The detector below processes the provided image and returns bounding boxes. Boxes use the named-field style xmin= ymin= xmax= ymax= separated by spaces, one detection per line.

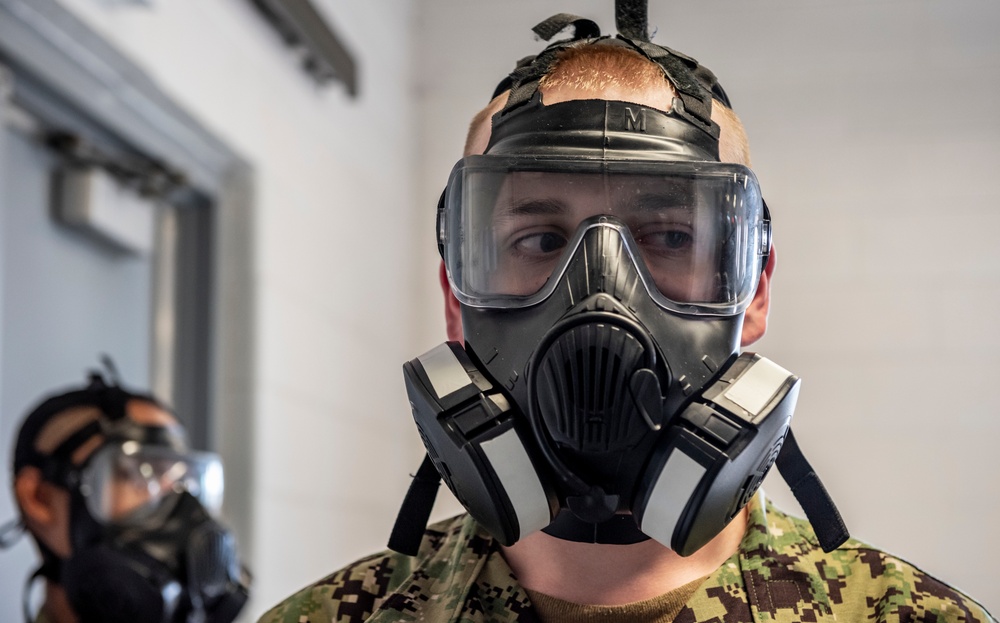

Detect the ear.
xmin=740 ymin=246 xmax=775 ymax=347
xmin=14 ymin=466 xmax=59 ymax=533
xmin=441 ymin=261 xmax=464 ymax=342
xmin=15 ymin=468 xmax=73 ymax=558
xmin=15 ymin=467 xmax=56 ymax=527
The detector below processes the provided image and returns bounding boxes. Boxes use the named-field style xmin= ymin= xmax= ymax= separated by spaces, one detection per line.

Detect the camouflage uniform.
xmin=258 ymin=492 xmax=994 ymax=623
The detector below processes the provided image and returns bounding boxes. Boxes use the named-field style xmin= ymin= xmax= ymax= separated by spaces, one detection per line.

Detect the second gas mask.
xmin=6 ymin=377 xmax=250 ymax=623
xmin=59 ymin=429 xmax=248 ymax=623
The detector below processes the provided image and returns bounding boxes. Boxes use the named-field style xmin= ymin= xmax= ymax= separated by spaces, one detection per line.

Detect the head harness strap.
xmin=39 ymin=420 xmax=103 ymax=488
xmin=494 ymin=0 xmax=724 ymax=138
xmin=615 ymin=0 xmax=649 ymax=41
xmin=500 ymin=37 xmax=595 ymax=114
xmin=614 ymin=37 xmax=715 ymax=129
xmin=532 ymin=13 xmax=600 ymax=42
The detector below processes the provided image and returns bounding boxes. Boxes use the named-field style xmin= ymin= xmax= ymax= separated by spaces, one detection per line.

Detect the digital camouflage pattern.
xmin=257 ymin=492 xmax=994 ymax=623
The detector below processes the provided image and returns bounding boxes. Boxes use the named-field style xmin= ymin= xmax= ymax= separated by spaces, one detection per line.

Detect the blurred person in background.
xmin=1 ymin=369 xmax=250 ymax=623
xmin=258 ymin=1 xmax=994 ymax=621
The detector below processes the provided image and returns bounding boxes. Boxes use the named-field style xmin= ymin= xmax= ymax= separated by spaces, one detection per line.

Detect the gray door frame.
xmin=0 ymin=0 xmax=256 ymax=560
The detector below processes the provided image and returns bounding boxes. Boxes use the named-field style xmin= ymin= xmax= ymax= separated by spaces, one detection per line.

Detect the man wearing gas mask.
xmin=1 ymin=372 xmax=250 ymax=623
xmin=259 ymin=1 xmax=993 ymax=621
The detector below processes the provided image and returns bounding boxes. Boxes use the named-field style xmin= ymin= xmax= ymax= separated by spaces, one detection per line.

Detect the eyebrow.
xmin=618 ymin=192 xmax=695 ymax=214
xmin=495 ymin=198 xmax=568 ymax=218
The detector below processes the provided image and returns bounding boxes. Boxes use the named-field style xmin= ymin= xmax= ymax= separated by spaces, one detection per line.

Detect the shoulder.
xmin=255 ymin=513 xmax=507 ymax=623
xmin=761 ymin=501 xmax=995 ymax=622
xmin=254 ymin=549 xmax=409 ymax=623
xmin=821 ymin=544 xmax=994 ymax=622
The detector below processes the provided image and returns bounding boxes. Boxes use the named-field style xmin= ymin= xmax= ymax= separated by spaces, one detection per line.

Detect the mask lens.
xmin=81 ymin=442 xmax=224 ymax=524
xmin=443 ymin=157 xmax=765 ymax=315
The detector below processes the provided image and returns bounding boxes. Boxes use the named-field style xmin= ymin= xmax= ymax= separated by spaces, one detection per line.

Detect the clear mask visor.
xmin=442 ymin=157 xmax=768 ymax=315
xmin=80 ymin=441 xmax=224 ymax=525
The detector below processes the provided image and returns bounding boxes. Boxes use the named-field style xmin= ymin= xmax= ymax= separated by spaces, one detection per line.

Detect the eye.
xmin=511 ymin=231 xmax=568 ymax=257
xmin=636 ymin=227 xmax=694 ymax=254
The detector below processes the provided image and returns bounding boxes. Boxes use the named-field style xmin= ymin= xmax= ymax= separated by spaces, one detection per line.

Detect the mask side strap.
xmin=387 ymin=454 xmax=442 ymax=556
xmin=775 ymin=428 xmax=850 ymax=552
xmin=0 ymin=517 xmax=25 ymax=549
xmin=22 ymin=566 xmax=45 ymax=623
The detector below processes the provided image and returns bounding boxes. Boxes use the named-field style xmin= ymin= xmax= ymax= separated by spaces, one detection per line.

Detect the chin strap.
xmin=387 ymin=454 xmax=442 ymax=556
xmin=775 ymin=428 xmax=850 ymax=552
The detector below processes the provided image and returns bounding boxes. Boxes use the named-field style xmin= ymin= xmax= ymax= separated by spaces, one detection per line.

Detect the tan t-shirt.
xmin=523 ymin=575 xmax=706 ymax=623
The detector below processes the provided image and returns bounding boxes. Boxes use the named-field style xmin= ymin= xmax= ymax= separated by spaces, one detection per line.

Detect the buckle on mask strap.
xmin=775 ymin=428 xmax=850 ymax=552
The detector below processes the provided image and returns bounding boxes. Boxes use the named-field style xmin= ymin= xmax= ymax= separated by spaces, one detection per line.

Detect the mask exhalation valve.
xmin=534 ymin=318 xmax=663 ymax=454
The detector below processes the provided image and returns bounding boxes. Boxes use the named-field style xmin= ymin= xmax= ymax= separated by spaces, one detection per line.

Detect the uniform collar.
xmin=731 ymin=491 xmax=839 ymax=621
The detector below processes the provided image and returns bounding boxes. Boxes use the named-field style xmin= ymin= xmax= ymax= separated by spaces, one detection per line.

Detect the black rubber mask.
xmin=58 ymin=420 xmax=249 ymax=623
xmin=62 ymin=488 xmax=248 ymax=623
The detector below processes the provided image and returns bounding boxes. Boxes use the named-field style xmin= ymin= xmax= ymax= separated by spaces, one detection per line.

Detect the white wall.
xmin=50 ymin=0 xmax=423 ymax=619
xmin=412 ymin=0 xmax=1000 ymax=615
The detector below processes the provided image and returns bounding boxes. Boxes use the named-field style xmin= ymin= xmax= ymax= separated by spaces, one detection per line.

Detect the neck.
xmin=500 ymin=506 xmax=748 ymax=605
xmin=40 ymin=582 xmax=78 ymax=623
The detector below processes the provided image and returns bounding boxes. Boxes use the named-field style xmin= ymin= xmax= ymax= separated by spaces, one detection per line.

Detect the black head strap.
xmin=614 ymin=0 xmax=725 ymax=116
xmin=615 ymin=0 xmax=649 ymax=41
xmin=387 ymin=454 xmax=442 ymax=556
xmin=13 ymin=362 xmax=166 ymax=478
xmin=501 ymin=40 xmax=595 ymax=114
xmin=532 ymin=13 xmax=600 ymax=42
xmin=693 ymin=63 xmax=732 ymax=109
xmin=492 ymin=55 xmax=537 ymax=100
xmin=614 ymin=37 xmax=715 ymax=129
xmin=497 ymin=13 xmax=603 ymax=109
xmin=493 ymin=0 xmax=724 ymax=139
xmin=38 ymin=419 xmax=103 ymax=488
xmin=775 ymin=428 xmax=850 ymax=552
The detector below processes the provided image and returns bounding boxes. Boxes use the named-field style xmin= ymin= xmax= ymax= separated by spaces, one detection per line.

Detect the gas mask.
xmin=3 ymin=378 xmax=249 ymax=623
xmin=60 ymin=433 xmax=248 ymax=623
xmin=389 ymin=2 xmax=848 ymax=558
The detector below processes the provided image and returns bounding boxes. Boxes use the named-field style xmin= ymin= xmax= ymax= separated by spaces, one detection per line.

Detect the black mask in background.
xmin=62 ymin=491 xmax=248 ymax=623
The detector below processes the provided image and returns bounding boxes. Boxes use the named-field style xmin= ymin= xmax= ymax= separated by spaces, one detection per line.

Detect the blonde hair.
xmin=465 ymin=45 xmax=751 ymax=166
xmin=538 ymin=45 xmax=677 ymax=95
